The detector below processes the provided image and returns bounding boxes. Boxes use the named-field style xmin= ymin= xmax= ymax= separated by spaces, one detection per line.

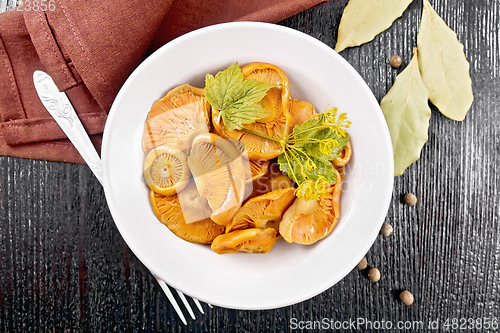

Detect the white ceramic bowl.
xmin=102 ymin=22 xmax=393 ymax=310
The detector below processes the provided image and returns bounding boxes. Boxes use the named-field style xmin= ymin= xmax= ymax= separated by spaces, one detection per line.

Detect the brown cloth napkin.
xmin=0 ymin=0 xmax=326 ymax=164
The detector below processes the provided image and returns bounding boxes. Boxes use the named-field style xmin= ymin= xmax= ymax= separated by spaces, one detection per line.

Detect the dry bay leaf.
xmin=417 ymin=0 xmax=473 ymax=121
xmin=381 ymin=49 xmax=431 ymax=176
xmin=335 ymin=0 xmax=413 ymax=52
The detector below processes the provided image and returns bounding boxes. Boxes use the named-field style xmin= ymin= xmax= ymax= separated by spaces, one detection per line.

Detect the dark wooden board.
xmin=1 ymin=0 xmax=499 ymax=331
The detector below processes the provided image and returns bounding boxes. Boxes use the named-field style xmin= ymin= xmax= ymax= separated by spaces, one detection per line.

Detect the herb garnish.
xmin=276 ymin=106 xmax=350 ymax=199
xmin=204 ymin=63 xmax=350 ymax=201
xmin=240 ymin=106 xmax=350 ymax=200
xmin=204 ymin=62 xmax=274 ymax=131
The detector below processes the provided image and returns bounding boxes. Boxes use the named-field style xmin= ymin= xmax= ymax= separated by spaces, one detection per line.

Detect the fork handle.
xmin=33 ymin=70 xmax=103 ymax=184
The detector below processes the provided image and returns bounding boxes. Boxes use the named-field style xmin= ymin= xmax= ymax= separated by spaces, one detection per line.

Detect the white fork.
xmin=33 ymin=70 xmax=210 ymax=325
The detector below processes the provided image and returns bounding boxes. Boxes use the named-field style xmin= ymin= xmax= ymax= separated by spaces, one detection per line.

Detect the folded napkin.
xmin=0 ymin=0 xmax=326 ymax=164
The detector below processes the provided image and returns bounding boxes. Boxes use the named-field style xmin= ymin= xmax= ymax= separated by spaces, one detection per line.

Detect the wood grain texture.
xmin=0 ymin=0 xmax=499 ymax=332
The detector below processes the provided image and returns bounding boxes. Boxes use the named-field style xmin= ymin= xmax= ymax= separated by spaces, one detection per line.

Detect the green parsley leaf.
xmin=302 ymin=130 xmax=349 ymax=161
xmin=278 ymin=152 xmax=337 ymax=185
xmin=290 ymin=114 xmax=349 ymax=161
xmin=204 ymin=62 xmax=274 ymax=131
xmin=275 ymin=106 xmax=350 ymax=199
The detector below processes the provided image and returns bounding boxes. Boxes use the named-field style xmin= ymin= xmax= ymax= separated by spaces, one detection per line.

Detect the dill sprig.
xmin=242 ymin=105 xmax=350 ymax=200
